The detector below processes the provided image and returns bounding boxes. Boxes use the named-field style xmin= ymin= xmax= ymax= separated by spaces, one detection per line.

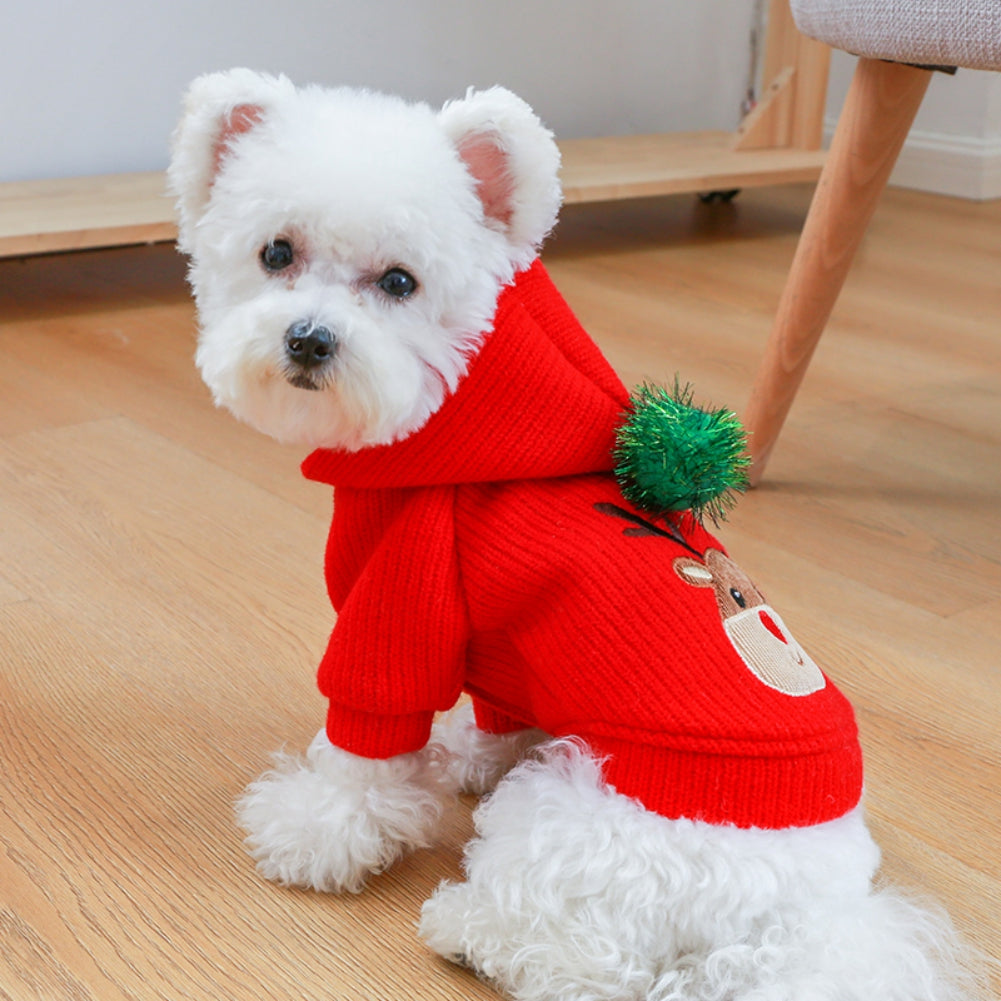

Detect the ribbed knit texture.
xmin=302 ymin=260 xmax=863 ymax=830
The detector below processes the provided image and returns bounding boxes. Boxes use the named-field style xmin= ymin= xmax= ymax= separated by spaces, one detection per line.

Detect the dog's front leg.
xmin=430 ymin=701 xmax=548 ymax=796
xmin=236 ymin=729 xmax=453 ymax=893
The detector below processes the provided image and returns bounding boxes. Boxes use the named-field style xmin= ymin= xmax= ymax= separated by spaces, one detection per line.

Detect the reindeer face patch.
xmin=674 ymin=549 xmax=825 ymax=696
xmin=594 ymin=502 xmax=825 ymax=697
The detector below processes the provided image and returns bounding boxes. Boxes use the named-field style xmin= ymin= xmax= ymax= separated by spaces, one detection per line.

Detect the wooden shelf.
xmin=0 ymin=135 xmax=825 ymax=258
xmin=560 ymin=131 xmax=824 ymax=204
xmin=0 ymin=171 xmax=175 ymax=257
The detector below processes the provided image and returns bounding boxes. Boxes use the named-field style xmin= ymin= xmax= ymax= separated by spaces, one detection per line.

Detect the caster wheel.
xmin=698 ymin=188 xmax=741 ymax=204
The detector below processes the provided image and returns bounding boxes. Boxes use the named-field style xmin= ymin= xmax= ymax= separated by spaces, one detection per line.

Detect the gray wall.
xmin=5 ymin=0 xmax=997 ymax=196
xmin=1 ymin=0 xmax=755 ymax=182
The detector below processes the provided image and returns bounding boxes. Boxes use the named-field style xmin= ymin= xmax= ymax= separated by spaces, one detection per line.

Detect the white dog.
xmin=169 ymin=70 xmax=979 ymax=1001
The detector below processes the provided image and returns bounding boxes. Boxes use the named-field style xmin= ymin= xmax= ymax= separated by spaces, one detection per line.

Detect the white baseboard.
xmin=825 ymin=118 xmax=1001 ymax=200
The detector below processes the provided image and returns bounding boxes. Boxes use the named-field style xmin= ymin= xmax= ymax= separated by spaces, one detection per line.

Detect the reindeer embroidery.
xmin=595 ymin=503 xmax=826 ymax=697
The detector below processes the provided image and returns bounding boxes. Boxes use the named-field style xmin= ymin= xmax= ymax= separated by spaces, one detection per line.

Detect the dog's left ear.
xmin=439 ymin=87 xmax=562 ymax=268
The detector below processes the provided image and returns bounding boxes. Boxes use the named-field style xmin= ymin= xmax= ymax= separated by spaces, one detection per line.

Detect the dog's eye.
xmin=261 ymin=239 xmax=295 ymax=273
xmin=376 ymin=268 xmax=418 ymax=300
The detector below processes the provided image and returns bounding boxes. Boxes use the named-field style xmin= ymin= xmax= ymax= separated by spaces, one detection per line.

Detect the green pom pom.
xmin=614 ymin=380 xmax=750 ymax=525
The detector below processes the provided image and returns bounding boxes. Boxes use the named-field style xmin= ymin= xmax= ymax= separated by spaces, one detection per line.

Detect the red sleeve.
xmin=316 ymin=484 xmax=469 ymax=758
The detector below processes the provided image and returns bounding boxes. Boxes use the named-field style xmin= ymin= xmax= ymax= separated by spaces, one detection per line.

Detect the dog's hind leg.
xmin=420 ymin=738 xmax=680 ymax=1000
xmin=421 ymin=738 xmax=977 ymax=1001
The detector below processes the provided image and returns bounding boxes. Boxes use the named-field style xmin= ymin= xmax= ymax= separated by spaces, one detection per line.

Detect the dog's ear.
xmin=168 ymin=68 xmax=292 ymax=252
xmin=439 ymin=87 xmax=562 ymax=269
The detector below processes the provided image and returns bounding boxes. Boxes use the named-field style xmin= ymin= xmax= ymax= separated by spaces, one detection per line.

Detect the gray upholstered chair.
xmin=744 ymin=0 xmax=1001 ymax=483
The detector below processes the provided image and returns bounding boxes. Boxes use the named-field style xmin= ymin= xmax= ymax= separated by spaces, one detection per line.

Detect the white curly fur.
xmin=431 ymin=701 xmax=548 ymax=796
xmin=236 ymin=728 xmax=454 ymax=893
xmin=235 ymin=705 xmax=538 ymax=892
xmin=420 ymin=740 xmax=980 ymax=1001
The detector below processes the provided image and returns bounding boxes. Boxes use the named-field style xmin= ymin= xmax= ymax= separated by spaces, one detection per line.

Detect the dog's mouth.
xmin=284 ymin=368 xmax=329 ymax=392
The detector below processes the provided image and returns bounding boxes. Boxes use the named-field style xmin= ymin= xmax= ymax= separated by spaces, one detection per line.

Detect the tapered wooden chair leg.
xmin=744 ymin=58 xmax=932 ymax=485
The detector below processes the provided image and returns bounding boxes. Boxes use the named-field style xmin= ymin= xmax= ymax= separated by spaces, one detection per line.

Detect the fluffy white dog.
xmin=169 ymin=70 xmax=979 ymax=1001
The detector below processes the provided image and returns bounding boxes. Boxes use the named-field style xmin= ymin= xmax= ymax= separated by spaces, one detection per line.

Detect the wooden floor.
xmin=1 ymin=184 xmax=999 ymax=999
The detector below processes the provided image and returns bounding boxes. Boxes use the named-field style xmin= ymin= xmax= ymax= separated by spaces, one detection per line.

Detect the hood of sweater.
xmin=301 ymin=259 xmax=631 ymax=490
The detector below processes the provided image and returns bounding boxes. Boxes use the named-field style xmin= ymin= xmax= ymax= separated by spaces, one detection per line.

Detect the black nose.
xmin=284 ymin=321 xmax=336 ymax=369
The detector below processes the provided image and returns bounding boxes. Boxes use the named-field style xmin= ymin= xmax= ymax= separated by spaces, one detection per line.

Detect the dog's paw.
xmin=430 ymin=703 xmax=547 ymax=796
xmin=236 ymin=729 xmax=453 ymax=893
xmin=418 ymin=880 xmax=478 ymax=967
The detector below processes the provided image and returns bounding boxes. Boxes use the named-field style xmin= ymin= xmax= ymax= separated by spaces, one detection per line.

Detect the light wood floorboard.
xmin=1 ymin=184 xmax=999 ymax=998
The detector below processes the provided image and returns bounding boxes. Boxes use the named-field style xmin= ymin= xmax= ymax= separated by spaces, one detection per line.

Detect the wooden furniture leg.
xmin=743 ymin=58 xmax=933 ymax=484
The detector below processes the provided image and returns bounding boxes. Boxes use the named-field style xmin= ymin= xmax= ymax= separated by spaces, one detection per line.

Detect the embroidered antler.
xmin=593 ymin=502 xmax=703 ymax=558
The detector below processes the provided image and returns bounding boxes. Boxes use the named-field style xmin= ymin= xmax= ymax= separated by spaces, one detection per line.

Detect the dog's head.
xmin=168 ymin=70 xmax=561 ymax=450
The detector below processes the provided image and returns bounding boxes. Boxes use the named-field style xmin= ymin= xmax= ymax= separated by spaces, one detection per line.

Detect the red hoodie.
xmin=301 ymin=260 xmax=863 ymax=830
